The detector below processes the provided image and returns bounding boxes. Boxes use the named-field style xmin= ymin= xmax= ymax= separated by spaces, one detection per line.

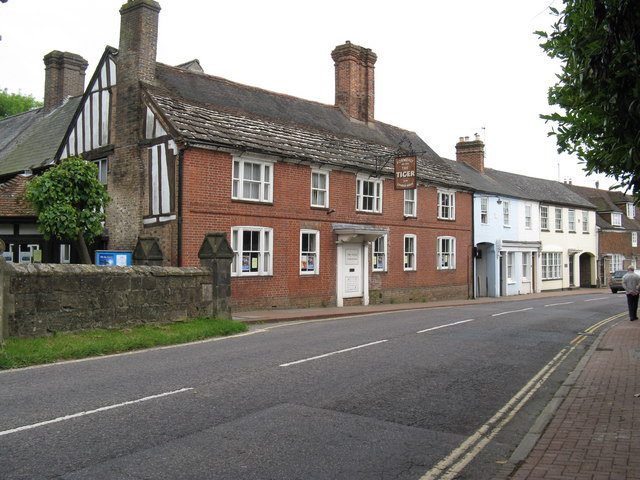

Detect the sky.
xmin=0 ymin=0 xmax=617 ymax=190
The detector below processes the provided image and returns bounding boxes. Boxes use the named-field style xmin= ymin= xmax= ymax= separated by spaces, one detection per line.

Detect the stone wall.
xmin=0 ymin=262 xmax=212 ymax=338
xmin=0 ymin=233 xmax=234 ymax=341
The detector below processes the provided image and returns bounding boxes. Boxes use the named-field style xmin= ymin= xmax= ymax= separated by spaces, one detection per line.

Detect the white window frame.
xmin=522 ymin=252 xmax=530 ymax=280
xmin=300 ymin=229 xmax=319 ymax=275
xmin=525 ymin=204 xmax=532 ymax=229
xmin=232 ymin=156 xmax=273 ymax=203
xmin=633 ymin=232 xmax=638 ymax=248
xmin=404 ymin=189 xmax=417 ymax=217
xmin=555 ymin=207 xmax=563 ymax=231
xmin=404 ymin=234 xmax=416 ymax=271
xmin=231 ymin=226 xmax=273 ymax=276
xmin=94 ymin=158 xmax=108 ymax=185
xmin=541 ymin=252 xmax=562 ymax=280
xmin=437 ymin=190 xmax=456 ymax=220
xmin=480 ymin=197 xmax=488 ymax=224
xmin=627 ymin=203 xmax=635 ymax=219
xmin=437 ymin=236 xmax=456 ymax=270
xmin=60 ymin=244 xmax=71 ymax=264
xmin=310 ymin=170 xmax=329 ymax=208
xmin=540 ymin=205 xmax=549 ymax=230
xmin=611 ymin=253 xmax=624 ymax=272
xmin=356 ymin=176 xmax=383 ymax=213
xmin=568 ymin=209 xmax=576 ymax=232
xmin=372 ymin=235 xmax=387 ymax=272
xmin=506 ymin=252 xmax=515 ymax=282
xmin=503 ymin=200 xmax=511 ymax=227
xmin=612 ymin=212 xmax=622 ymax=226
xmin=582 ymin=211 xmax=589 ymax=233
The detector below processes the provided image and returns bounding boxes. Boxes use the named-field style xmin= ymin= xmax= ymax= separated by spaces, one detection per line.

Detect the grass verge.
xmin=0 ymin=317 xmax=248 ymax=370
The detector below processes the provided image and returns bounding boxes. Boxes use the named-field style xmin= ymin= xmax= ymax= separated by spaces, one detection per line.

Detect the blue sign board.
xmin=95 ymin=250 xmax=132 ymax=266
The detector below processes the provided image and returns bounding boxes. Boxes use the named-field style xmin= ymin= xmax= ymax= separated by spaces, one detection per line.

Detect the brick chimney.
xmin=43 ymin=51 xmax=88 ymax=113
xmin=109 ymin=0 xmax=161 ymax=252
xmin=455 ymin=134 xmax=485 ymax=173
xmin=331 ymin=41 xmax=377 ymax=122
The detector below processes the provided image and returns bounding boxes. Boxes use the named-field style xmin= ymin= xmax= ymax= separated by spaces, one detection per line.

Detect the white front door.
xmin=336 ymin=242 xmax=368 ymax=306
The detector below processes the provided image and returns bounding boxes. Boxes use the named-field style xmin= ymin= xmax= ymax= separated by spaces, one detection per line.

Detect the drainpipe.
xmin=177 ymin=147 xmax=185 ymax=267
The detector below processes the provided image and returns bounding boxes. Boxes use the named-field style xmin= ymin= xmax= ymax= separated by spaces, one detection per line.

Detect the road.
xmin=0 ymin=291 xmax=625 ymax=479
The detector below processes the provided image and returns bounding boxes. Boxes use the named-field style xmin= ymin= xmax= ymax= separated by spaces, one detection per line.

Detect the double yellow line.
xmin=420 ymin=312 xmax=625 ymax=480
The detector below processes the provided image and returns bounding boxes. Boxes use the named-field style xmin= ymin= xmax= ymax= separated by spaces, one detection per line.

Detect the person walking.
xmin=622 ymin=266 xmax=640 ymax=320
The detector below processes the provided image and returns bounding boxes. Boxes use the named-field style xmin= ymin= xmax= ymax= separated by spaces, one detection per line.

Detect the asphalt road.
xmin=0 ymin=291 xmax=625 ymax=479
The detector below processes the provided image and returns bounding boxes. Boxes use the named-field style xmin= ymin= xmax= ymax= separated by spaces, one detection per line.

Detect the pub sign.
xmin=394 ymin=156 xmax=417 ymax=189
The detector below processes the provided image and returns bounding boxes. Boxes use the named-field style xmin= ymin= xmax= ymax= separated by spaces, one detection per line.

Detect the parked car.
xmin=609 ymin=270 xmax=627 ymax=293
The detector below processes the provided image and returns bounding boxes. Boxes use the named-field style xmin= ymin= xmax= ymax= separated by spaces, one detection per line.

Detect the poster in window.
xmin=301 ymin=254 xmax=308 ymax=271
xmin=242 ymin=255 xmax=250 ymax=271
xmin=307 ymin=254 xmax=315 ymax=271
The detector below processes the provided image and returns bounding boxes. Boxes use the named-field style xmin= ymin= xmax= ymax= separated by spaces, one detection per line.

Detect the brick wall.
xmin=180 ymin=147 xmax=473 ymax=310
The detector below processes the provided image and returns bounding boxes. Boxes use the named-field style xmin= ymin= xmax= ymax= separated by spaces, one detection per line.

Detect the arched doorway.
xmin=579 ymin=252 xmax=594 ymax=287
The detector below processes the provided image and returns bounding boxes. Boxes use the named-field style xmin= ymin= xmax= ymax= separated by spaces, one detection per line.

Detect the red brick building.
xmin=1 ymin=0 xmax=474 ymax=309
xmin=567 ymin=184 xmax=640 ymax=286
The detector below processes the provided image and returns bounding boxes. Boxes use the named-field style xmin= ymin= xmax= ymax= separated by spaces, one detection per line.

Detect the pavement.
xmin=233 ymin=289 xmax=640 ymax=479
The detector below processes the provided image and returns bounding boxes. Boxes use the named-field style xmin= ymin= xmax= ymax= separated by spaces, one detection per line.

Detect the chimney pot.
xmin=456 ymin=134 xmax=485 ymax=173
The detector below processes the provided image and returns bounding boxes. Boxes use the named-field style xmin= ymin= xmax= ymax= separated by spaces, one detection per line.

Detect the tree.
xmin=26 ymin=157 xmax=110 ymax=264
xmin=537 ymin=0 xmax=640 ymax=197
xmin=0 ymin=88 xmax=42 ymax=118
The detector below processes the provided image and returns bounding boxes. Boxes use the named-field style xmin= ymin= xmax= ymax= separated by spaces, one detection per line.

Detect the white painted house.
xmin=450 ymin=136 xmax=597 ymax=297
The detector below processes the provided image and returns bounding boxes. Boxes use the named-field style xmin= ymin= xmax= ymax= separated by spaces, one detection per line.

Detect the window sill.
xmin=231 ymin=198 xmax=273 ymax=206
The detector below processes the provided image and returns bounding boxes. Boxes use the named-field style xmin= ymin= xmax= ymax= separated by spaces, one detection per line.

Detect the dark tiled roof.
xmin=0 ymin=98 xmax=81 ymax=177
xmin=0 ymin=174 xmax=35 ymax=216
xmin=567 ymin=184 xmax=640 ymax=231
xmin=150 ymin=65 xmax=471 ymax=189
xmin=484 ymin=169 xmax=596 ymax=209
xmin=445 ymin=159 xmax=524 ymax=198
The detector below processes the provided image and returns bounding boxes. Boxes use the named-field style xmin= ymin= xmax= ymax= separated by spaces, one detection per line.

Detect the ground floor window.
xmin=437 ymin=236 xmax=456 ymax=270
xmin=231 ymin=226 xmax=273 ymax=276
xmin=522 ymin=252 xmax=530 ymax=280
xmin=610 ymin=253 xmax=624 ymax=272
xmin=372 ymin=235 xmax=387 ymax=272
xmin=542 ymin=252 xmax=562 ymax=280
xmin=404 ymin=234 xmax=416 ymax=271
xmin=300 ymin=230 xmax=319 ymax=274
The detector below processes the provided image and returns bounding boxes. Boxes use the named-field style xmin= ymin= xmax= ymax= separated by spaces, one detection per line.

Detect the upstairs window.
xmin=232 ymin=157 xmax=273 ymax=203
xmin=503 ymin=200 xmax=511 ymax=226
xmin=404 ymin=189 xmax=416 ymax=217
xmin=555 ymin=208 xmax=563 ymax=231
xmin=525 ymin=204 xmax=532 ymax=229
xmin=568 ymin=209 xmax=576 ymax=232
xmin=438 ymin=190 xmax=455 ymax=220
xmin=582 ymin=211 xmax=589 ymax=233
xmin=633 ymin=232 xmax=638 ymax=248
xmin=612 ymin=212 xmax=622 ymax=226
xmin=480 ymin=197 xmax=488 ymax=224
xmin=311 ymin=170 xmax=329 ymax=208
xmin=627 ymin=203 xmax=635 ymax=219
xmin=540 ymin=205 xmax=549 ymax=230
xmin=356 ymin=177 xmax=383 ymax=213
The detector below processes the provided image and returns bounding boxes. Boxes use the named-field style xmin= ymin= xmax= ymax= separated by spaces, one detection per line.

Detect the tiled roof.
xmin=567 ymin=184 xmax=640 ymax=231
xmin=0 ymin=174 xmax=35 ymax=216
xmin=0 ymin=97 xmax=81 ymax=177
xmin=149 ymin=64 xmax=471 ymax=189
xmin=484 ymin=169 xmax=596 ymax=209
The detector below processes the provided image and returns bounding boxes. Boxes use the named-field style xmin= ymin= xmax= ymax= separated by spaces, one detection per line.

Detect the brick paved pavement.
xmin=501 ymin=319 xmax=640 ymax=479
